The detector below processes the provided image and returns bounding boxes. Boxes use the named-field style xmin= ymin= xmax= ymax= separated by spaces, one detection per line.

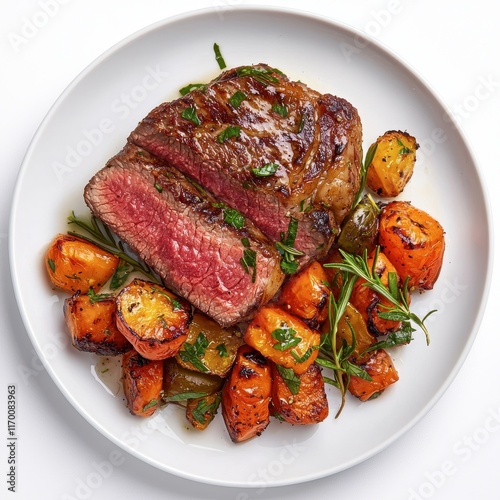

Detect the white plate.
xmin=9 ymin=6 xmax=492 ymax=487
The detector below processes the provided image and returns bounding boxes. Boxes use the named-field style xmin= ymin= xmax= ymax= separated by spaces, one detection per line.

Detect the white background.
xmin=2 ymin=1 xmax=499 ymax=499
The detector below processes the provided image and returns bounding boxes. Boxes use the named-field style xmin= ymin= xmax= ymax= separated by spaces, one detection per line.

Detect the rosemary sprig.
xmin=67 ymin=211 xmax=161 ymax=284
xmin=316 ymin=271 xmax=370 ymax=418
xmin=324 ymin=247 xmax=436 ymax=345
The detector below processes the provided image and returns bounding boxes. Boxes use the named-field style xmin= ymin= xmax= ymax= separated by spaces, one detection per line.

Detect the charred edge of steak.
xmin=84 ymin=144 xmax=284 ymax=327
xmin=128 ymin=64 xmax=361 ymax=265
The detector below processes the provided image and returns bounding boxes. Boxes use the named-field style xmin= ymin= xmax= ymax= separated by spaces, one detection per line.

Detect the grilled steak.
xmin=129 ymin=64 xmax=362 ymax=265
xmin=84 ymin=144 xmax=284 ymax=327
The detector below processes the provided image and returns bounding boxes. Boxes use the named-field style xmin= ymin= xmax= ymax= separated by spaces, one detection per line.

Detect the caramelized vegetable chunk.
xmin=366 ymin=130 xmax=418 ymax=197
xmin=115 ymin=279 xmax=192 ymax=360
xmin=222 ymin=345 xmax=272 ymax=443
xmin=348 ymin=349 xmax=399 ymax=401
xmin=321 ymin=302 xmax=375 ymax=365
xmin=122 ymin=349 xmax=163 ymax=417
xmin=350 ymin=251 xmax=405 ymax=337
xmin=45 ymin=234 xmax=119 ymax=294
xmin=175 ymin=312 xmax=244 ymax=377
xmin=244 ymin=305 xmax=320 ymax=375
xmin=186 ymin=393 xmax=221 ymax=430
xmin=271 ymin=363 xmax=328 ymax=425
xmin=379 ymin=201 xmax=445 ymax=290
xmin=163 ymin=359 xmax=223 ymax=401
xmin=64 ymin=292 xmax=131 ymax=355
xmin=279 ymin=261 xmax=330 ymax=328
xmin=337 ymin=194 xmax=379 ymax=256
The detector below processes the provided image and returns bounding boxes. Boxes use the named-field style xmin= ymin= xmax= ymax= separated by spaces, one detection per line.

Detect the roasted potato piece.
xmin=122 ymin=349 xmax=163 ymax=417
xmin=115 ymin=279 xmax=192 ymax=360
xmin=366 ymin=130 xmax=418 ymax=197
xmin=322 ymin=302 xmax=376 ymax=365
xmin=379 ymin=201 xmax=445 ymax=290
xmin=271 ymin=363 xmax=328 ymax=425
xmin=45 ymin=234 xmax=119 ymax=294
xmin=186 ymin=393 xmax=221 ymax=431
xmin=350 ymin=251 xmax=406 ymax=337
xmin=222 ymin=345 xmax=272 ymax=443
xmin=348 ymin=349 xmax=399 ymax=401
xmin=175 ymin=312 xmax=244 ymax=377
xmin=337 ymin=194 xmax=379 ymax=256
xmin=244 ymin=305 xmax=320 ymax=375
xmin=64 ymin=291 xmax=132 ymax=355
xmin=163 ymin=359 xmax=223 ymax=401
xmin=279 ymin=261 xmax=330 ymax=328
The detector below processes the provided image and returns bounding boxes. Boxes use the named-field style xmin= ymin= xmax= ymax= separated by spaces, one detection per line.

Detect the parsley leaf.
xmin=223 ymin=208 xmax=245 ymax=229
xmin=252 ymin=162 xmax=279 ymax=177
xmin=275 ymin=365 xmax=300 ymax=395
xmin=271 ymin=326 xmax=301 ymax=351
xmin=181 ymin=107 xmax=201 ymax=126
xmin=217 ymin=125 xmax=240 ymax=143
xmin=179 ymin=332 xmax=210 ymax=373
xmin=229 ymin=90 xmax=247 ymax=108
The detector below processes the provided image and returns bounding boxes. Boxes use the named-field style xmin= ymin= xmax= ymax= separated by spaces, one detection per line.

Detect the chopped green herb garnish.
xmin=86 ymin=287 xmax=114 ymax=304
xmin=252 ymin=162 xmax=279 ymax=177
xmin=181 ymin=106 xmax=201 ymax=126
xmin=291 ymin=346 xmax=318 ymax=363
xmin=217 ymin=125 xmax=240 ymax=143
xmin=191 ymin=394 xmax=221 ymax=425
xmin=397 ymin=139 xmax=413 ymax=155
xmin=272 ymin=103 xmax=288 ymax=117
xmin=240 ymin=247 xmax=257 ymax=283
xmin=363 ymin=325 xmax=414 ymax=354
xmin=213 ymin=43 xmax=226 ymax=69
xmin=229 ymin=90 xmax=247 ymax=108
xmin=276 ymin=217 xmax=303 ymax=275
xmin=179 ymin=83 xmax=206 ymax=96
xmin=142 ymin=399 xmax=158 ymax=412
xmin=271 ymin=325 xmax=301 ymax=351
xmin=216 ymin=343 xmax=229 ymax=358
xmin=110 ymin=260 xmax=133 ymax=290
xmin=179 ymin=332 xmax=210 ymax=373
xmin=241 ymin=237 xmax=250 ymax=248
xmin=47 ymin=259 xmax=56 ymax=272
xmin=275 ymin=365 xmax=300 ymax=395
xmin=235 ymin=66 xmax=280 ymax=85
xmin=223 ymin=208 xmax=245 ymax=229
xmin=154 ymin=182 xmax=163 ymax=193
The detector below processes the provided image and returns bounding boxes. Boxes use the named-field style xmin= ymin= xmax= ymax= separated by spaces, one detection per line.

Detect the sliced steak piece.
xmin=84 ymin=144 xmax=284 ymax=327
xmin=129 ymin=64 xmax=362 ymax=265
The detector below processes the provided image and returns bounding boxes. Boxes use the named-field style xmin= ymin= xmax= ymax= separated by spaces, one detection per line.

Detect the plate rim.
xmin=8 ymin=4 xmax=494 ymax=487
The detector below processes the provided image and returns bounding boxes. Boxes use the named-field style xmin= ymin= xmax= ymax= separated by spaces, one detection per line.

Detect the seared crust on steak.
xmin=129 ymin=64 xmax=362 ymax=265
xmin=84 ymin=144 xmax=284 ymax=327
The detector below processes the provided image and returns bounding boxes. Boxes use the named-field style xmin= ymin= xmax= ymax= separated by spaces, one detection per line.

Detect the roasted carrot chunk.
xmin=244 ymin=305 xmax=320 ymax=375
xmin=279 ymin=261 xmax=330 ymax=328
xmin=45 ymin=234 xmax=119 ymax=294
xmin=122 ymin=349 xmax=163 ymax=417
xmin=271 ymin=363 xmax=328 ymax=425
xmin=115 ymin=279 xmax=192 ymax=360
xmin=222 ymin=345 xmax=272 ymax=443
xmin=350 ymin=251 xmax=405 ymax=337
xmin=379 ymin=201 xmax=445 ymax=290
xmin=348 ymin=349 xmax=399 ymax=401
xmin=64 ymin=291 xmax=131 ymax=355
xmin=186 ymin=393 xmax=221 ymax=431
